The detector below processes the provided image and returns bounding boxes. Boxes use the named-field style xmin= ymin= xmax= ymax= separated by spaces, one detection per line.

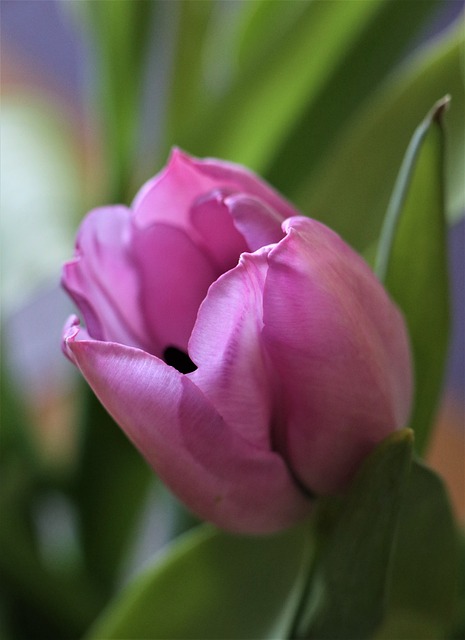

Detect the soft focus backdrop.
xmin=1 ymin=1 xmax=464 ymax=638
xmin=2 ymin=0 xmax=463 ymax=507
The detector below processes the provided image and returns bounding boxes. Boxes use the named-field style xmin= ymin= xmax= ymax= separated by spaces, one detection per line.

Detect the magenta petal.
xmin=64 ymin=323 xmax=311 ymax=533
xmin=192 ymin=154 xmax=299 ymax=221
xmin=132 ymin=148 xmax=299 ymax=230
xmin=133 ymin=149 xmax=217 ymax=231
xmin=61 ymin=206 xmax=151 ymax=350
xmin=188 ymin=248 xmax=273 ymax=450
xmin=263 ymin=217 xmax=413 ymax=495
xmin=132 ymin=223 xmax=218 ymax=353
xmin=190 ymin=190 xmax=248 ymax=273
xmin=226 ymin=194 xmax=285 ymax=251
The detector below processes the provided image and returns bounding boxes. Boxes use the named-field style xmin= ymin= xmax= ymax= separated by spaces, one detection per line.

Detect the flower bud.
xmin=62 ymin=149 xmax=412 ymax=534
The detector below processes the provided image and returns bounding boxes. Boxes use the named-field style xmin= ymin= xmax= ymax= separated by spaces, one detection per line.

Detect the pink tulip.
xmin=62 ymin=149 xmax=412 ymax=534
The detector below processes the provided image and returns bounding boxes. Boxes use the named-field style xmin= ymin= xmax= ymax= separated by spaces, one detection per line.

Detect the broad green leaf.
xmin=236 ymin=0 xmax=310 ymax=71
xmin=73 ymin=390 xmax=151 ymax=593
xmin=183 ymin=0 xmax=384 ymax=167
xmin=375 ymin=461 xmax=459 ymax=639
xmin=0 ymin=348 xmax=103 ymax=637
xmin=0 ymin=514 xmax=102 ymax=639
xmin=164 ymin=0 xmax=215 ymax=147
xmin=167 ymin=0 xmax=312 ymax=157
xmin=295 ymin=429 xmax=413 ymax=640
xmin=0 ymin=462 xmax=103 ymax=639
xmin=72 ymin=0 xmax=156 ymax=202
xmin=87 ymin=522 xmax=312 ymax=640
xmin=266 ymin=0 xmax=441 ymax=197
xmin=376 ymin=98 xmax=450 ymax=453
xmin=295 ymin=19 xmax=464 ymax=250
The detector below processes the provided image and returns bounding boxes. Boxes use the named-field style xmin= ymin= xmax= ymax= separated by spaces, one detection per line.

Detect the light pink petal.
xmin=133 ymin=149 xmax=217 ymax=231
xmin=226 ymin=194 xmax=285 ymax=251
xmin=189 ymin=190 xmax=248 ymax=273
xmin=61 ymin=207 xmax=152 ymax=351
xmin=193 ymin=154 xmax=299 ymax=221
xmin=63 ymin=318 xmax=311 ymax=534
xmin=132 ymin=223 xmax=218 ymax=353
xmin=188 ymin=248 xmax=273 ymax=450
xmin=132 ymin=148 xmax=298 ymax=230
xmin=263 ymin=217 xmax=413 ymax=495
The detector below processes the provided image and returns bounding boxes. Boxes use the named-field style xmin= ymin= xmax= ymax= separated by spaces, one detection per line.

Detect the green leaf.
xmin=0 ymin=346 xmax=104 ymax=637
xmin=266 ymin=0 xmax=442 ymax=197
xmin=183 ymin=0 xmax=384 ymax=167
xmin=73 ymin=390 xmax=151 ymax=593
xmin=164 ymin=0 xmax=215 ymax=148
xmin=376 ymin=98 xmax=450 ymax=453
xmin=236 ymin=0 xmax=311 ymax=71
xmin=86 ymin=522 xmax=312 ymax=640
xmin=294 ymin=19 xmax=464 ymax=250
xmin=374 ymin=461 xmax=459 ymax=639
xmin=0 ymin=453 xmax=103 ymax=638
xmin=72 ymin=0 xmax=156 ymax=201
xmin=295 ymin=429 xmax=413 ymax=640
xmin=0 ymin=509 xmax=103 ymax=639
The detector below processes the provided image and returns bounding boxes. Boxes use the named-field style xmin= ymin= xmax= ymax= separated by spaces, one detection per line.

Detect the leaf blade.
xmin=296 ymin=429 xmax=414 ymax=640
xmin=376 ymin=98 xmax=450 ymax=453
xmin=86 ymin=522 xmax=312 ymax=640
xmin=73 ymin=390 xmax=151 ymax=593
xmin=266 ymin=0 xmax=442 ymax=197
xmin=375 ymin=461 xmax=459 ymax=639
xmin=295 ymin=20 xmax=464 ymax=250
xmin=183 ymin=0 xmax=384 ymax=168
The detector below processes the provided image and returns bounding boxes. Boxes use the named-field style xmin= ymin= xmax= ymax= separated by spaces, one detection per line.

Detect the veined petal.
xmin=61 ymin=206 xmax=151 ymax=351
xmin=63 ymin=319 xmax=311 ymax=534
xmin=188 ymin=248 xmax=273 ymax=450
xmin=133 ymin=149 xmax=218 ymax=231
xmin=263 ymin=217 xmax=413 ymax=495
xmin=190 ymin=190 xmax=248 ymax=273
xmin=132 ymin=148 xmax=298 ymax=230
xmin=192 ymin=153 xmax=299 ymax=221
xmin=132 ymin=223 xmax=218 ymax=354
xmin=226 ymin=194 xmax=285 ymax=251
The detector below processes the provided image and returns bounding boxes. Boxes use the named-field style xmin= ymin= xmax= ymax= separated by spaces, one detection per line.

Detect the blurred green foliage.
xmin=377 ymin=98 xmax=450 ymax=453
xmin=1 ymin=1 xmax=463 ymax=638
xmin=86 ymin=523 xmax=312 ymax=640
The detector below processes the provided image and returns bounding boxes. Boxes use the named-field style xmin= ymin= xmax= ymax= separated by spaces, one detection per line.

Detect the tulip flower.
xmin=62 ymin=149 xmax=412 ymax=534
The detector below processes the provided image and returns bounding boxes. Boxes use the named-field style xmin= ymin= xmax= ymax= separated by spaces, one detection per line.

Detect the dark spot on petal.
xmin=163 ymin=346 xmax=197 ymax=374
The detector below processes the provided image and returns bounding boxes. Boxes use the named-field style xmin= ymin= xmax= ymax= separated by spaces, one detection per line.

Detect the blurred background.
xmin=1 ymin=1 xmax=464 ymax=639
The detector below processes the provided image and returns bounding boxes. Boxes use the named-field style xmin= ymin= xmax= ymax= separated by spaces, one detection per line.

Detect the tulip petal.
xmin=132 ymin=148 xmax=298 ymax=229
xmin=61 ymin=207 xmax=152 ymax=351
xmin=189 ymin=190 xmax=248 ymax=273
xmin=132 ymin=223 xmax=218 ymax=353
xmin=188 ymin=248 xmax=273 ymax=450
xmin=193 ymin=154 xmax=299 ymax=221
xmin=263 ymin=217 xmax=413 ymax=495
xmin=226 ymin=194 xmax=285 ymax=251
xmin=63 ymin=318 xmax=311 ymax=534
xmin=133 ymin=149 xmax=217 ymax=231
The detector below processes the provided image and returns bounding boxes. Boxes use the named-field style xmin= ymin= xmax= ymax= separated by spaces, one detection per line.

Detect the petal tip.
xmin=62 ymin=315 xmax=81 ymax=361
xmin=169 ymin=146 xmax=191 ymax=163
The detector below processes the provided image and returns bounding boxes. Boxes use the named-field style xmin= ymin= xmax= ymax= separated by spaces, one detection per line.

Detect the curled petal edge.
xmin=132 ymin=148 xmax=298 ymax=229
xmin=62 ymin=317 xmax=312 ymax=534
